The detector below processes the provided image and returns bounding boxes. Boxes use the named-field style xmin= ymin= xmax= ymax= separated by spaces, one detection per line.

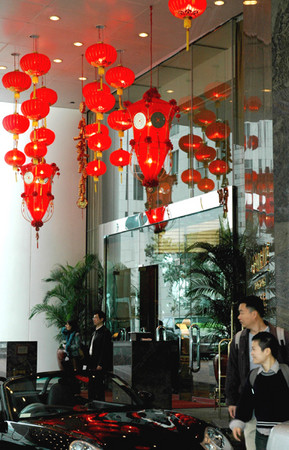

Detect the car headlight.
xmin=69 ymin=440 xmax=103 ymax=450
xmin=201 ymin=426 xmax=232 ymax=449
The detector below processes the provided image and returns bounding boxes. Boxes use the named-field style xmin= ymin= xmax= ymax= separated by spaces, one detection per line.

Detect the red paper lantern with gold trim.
xmin=86 ymin=160 xmax=107 ymax=182
xmin=204 ymin=81 xmax=231 ymax=103
xmin=247 ymin=96 xmax=262 ymax=112
xmin=83 ymin=81 xmax=110 ymax=98
xmin=21 ymin=99 xmax=50 ymax=121
xmin=110 ymin=148 xmax=131 ymax=170
xmin=205 ymin=121 xmax=231 ymax=143
xmin=107 ymin=110 xmax=132 ymax=131
xmin=85 ymin=123 xmax=109 ymax=138
xmin=88 ymin=133 xmax=112 ymax=154
xmin=2 ymin=113 xmax=30 ymax=135
xmin=20 ymin=53 xmax=51 ymax=77
xmin=195 ymin=145 xmax=216 ymax=166
xmin=179 ymin=134 xmax=203 ymax=154
xmin=193 ymin=109 xmax=216 ymax=128
xmin=2 ymin=70 xmax=31 ymax=95
xmin=198 ymin=177 xmax=215 ymax=193
xmin=4 ymin=149 xmax=26 ymax=168
xmin=85 ymin=91 xmax=115 ymax=114
xmin=24 ymin=141 xmax=47 ymax=160
xmin=32 ymin=87 xmax=57 ymax=106
xmin=105 ymin=65 xmax=135 ymax=90
xmin=30 ymin=127 xmax=55 ymax=146
xmin=209 ymin=159 xmax=228 ymax=178
xmin=181 ymin=168 xmax=201 ymax=186
xmin=85 ymin=43 xmax=117 ymax=68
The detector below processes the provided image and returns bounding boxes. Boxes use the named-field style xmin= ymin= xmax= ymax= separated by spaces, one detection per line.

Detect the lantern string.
xmin=150 ymin=5 xmax=153 ymax=89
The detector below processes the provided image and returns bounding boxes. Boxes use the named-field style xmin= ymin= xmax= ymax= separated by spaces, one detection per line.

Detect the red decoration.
xmin=85 ymin=43 xmax=117 ymax=68
xmin=204 ymin=82 xmax=231 ymax=103
xmin=30 ymin=127 xmax=55 ymax=146
xmin=247 ymin=135 xmax=259 ymax=150
xmin=209 ymin=159 xmax=228 ymax=178
xmin=85 ymin=123 xmax=109 ymax=138
xmin=4 ymin=149 xmax=26 ymax=168
xmin=86 ymin=160 xmax=107 ymax=179
xmin=179 ymin=95 xmax=204 ymax=113
xmin=245 ymin=170 xmax=258 ymax=192
xmin=83 ymin=81 xmax=110 ymax=98
xmin=127 ymin=87 xmax=178 ymax=187
xmin=181 ymin=168 xmax=201 ymax=186
xmin=145 ymin=206 xmax=167 ymax=233
xmin=110 ymin=149 xmax=131 ymax=170
xmin=107 ymin=110 xmax=132 ymax=131
xmin=2 ymin=113 xmax=30 ymax=135
xmin=2 ymin=70 xmax=31 ymax=96
xmin=195 ymin=145 xmax=216 ymax=166
xmin=24 ymin=141 xmax=47 ymax=160
xmin=179 ymin=134 xmax=203 ymax=154
xmin=32 ymin=87 xmax=57 ymax=105
xmin=193 ymin=109 xmax=216 ymax=128
xmin=247 ymin=96 xmax=262 ymax=112
xmin=105 ymin=66 xmax=135 ymax=90
xmin=205 ymin=121 xmax=231 ymax=142
xmin=20 ymin=53 xmax=51 ymax=77
xmin=88 ymin=133 xmax=112 ymax=155
xmin=85 ymin=91 xmax=115 ymax=114
xmin=198 ymin=177 xmax=215 ymax=193
xmin=21 ymin=98 xmax=50 ymax=121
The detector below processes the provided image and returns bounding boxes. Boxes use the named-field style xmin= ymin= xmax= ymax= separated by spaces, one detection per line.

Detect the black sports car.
xmin=0 ymin=370 xmax=232 ymax=449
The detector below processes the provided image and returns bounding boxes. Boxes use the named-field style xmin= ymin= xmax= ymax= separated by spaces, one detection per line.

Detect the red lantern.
xmin=2 ymin=113 xmax=30 ymax=135
xmin=105 ymin=66 xmax=135 ymax=90
xmin=24 ymin=141 xmax=47 ymax=160
xmin=247 ymin=96 xmax=262 ymax=112
xmin=85 ymin=43 xmax=117 ymax=69
xmin=21 ymin=98 xmax=50 ymax=121
xmin=198 ymin=177 xmax=215 ymax=193
xmin=85 ymin=123 xmax=109 ymax=138
xmin=107 ymin=110 xmax=132 ymax=132
xmin=181 ymin=168 xmax=201 ymax=186
xmin=179 ymin=96 xmax=204 ymax=113
xmin=2 ymin=70 xmax=31 ymax=96
xmin=179 ymin=134 xmax=203 ymax=154
xmin=204 ymin=82 xmax=231 ymax=103
xmin=127 ymin=87 xmax=178 ymax=187
xmin=245 ymin=170 xmax=258 ymax=192
xmin=195 ymin=145 xmax=216 ymax=166
xmin=193 ymin=109 xmax=216 ymax=128
xmin=20 ymin=53 xmax=51 ymax=77
xmin=4 ymin=149 xmax=26 ymax=168
xmin=209 ymin=159 xmax=228 ymax=178
xmin=30 ymin=127 xmax=55 ymax=146
xmin=110 ymin=149 xmax=131 ymax=171
xmin=146 ymin=206 xmax=167 ymax=233
xmin=88 ymin=133 xmax=112 ymax=155
xmin=247 ymin=135 xmax=259 ymax=150
xmin=168 ymin=0 xmax=207 ymax=51
xmin=32 ymin=87 xmax=57 ymax=105
xmin=85 ymin=91 xmax=115 ymax=114
xmin=83 ymin=81 xmax=110 ymax=98
xmin=205 ymin=121 xmax=231 ymax=143
xmin=86 ymin=159 xmax=107 ymax=180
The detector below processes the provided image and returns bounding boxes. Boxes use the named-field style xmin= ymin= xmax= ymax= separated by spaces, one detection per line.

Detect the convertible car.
xmin=0 ymin=370 xmax=233 ymax=449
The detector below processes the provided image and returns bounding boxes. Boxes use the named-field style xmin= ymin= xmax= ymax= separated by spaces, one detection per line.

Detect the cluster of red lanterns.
xmin=2 ymin=42 xmax=59 ymax=244
xmin=245 ymin=168 xmax=274 ymax=229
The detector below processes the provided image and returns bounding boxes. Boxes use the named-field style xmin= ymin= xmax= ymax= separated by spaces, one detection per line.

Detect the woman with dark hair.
xmin=57 ymin=320 xmax=83 ymax=371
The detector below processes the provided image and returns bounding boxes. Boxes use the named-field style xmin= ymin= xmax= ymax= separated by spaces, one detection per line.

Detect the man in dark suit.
xmin=88 ymin=310 xmax=112 ymax=400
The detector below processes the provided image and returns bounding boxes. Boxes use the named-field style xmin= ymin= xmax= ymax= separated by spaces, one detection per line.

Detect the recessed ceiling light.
xmin=214 ymin=0 xmax=225 ymax=5
xmin=53 ymin=58 xmax=63 ymax=63
xmin=139 ymin=32 xmax=148 ymax=38
xmin=49 ymin=15 xmax=60 ymax=21
xmin=167 ymin=89 xmax=174 ymax=93
xmin=263 ymin=89 xmax=271 ymax=93
xmin=0 ymin=65 xmax=7 ymax=70
xmin=74 ymin=42 xmax=84 ymax=47
xmin=79 ymin=76 xmax=87 ymax=81
xmin=243 ymin=0 xmax=257 ymax=5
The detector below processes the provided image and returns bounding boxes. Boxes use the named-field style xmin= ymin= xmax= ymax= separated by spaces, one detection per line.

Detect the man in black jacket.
xmin=88 ymin=310 xmax=112 ymax=400
xmin=225 ymin=295 xmax=289 ymax=450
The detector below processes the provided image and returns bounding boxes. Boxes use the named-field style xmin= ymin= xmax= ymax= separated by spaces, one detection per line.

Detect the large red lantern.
xmin=21 ymin=98 xmax=50 ymax=122
xmin=179 ymin=95 xmax=204 ymax=113
xmin=85 ymin=43 xmax=117 ymax=70
xmin=24 ymin=141 xmax=47 ymax=160
xmin=110 ymin=149 xmax=131 ymax=182
xmin=83 ymin=81 xmax=110 ymax=98
xmin=198 ymin=177 xmax=215 ymax=193
xmin=86 ymin=160 xmax=107 ymax=188
xmin=85 ymin=91 xmax=115 ymax=115
xmin=181 ymin=168 xmax=201 ymax=186
xmin=205 ymin=121 xmax=231 ymax=143
xmin=107 ymin=110 xmax=132 ymax=132
xmin=195 ymin=145 xmax=216 ymax=166
xmin=32 ymin=87 xmax=57 ymax=106
xmin=105 ymin=65 xmax=135 ymax=91
xmin=127 ymin=87 xmax=178 ymax=187
xmin=30 ymin=127 xmax=55 ymax=146
xmin=179 ymin=134 xmax=203 ymax=154
xmin=209 ymin=159 xmax=228 ymax=179
xmin=88 ymin=133 xmax=112 ymax=157
xmin=146 ymin=206 xmax=167 ymax=233
xmin=2 ymin=113 xmax=30 ymax=135
xmin=204 ymin=82 xmax=231 ymax=103
xmin=4 ymin=149 xmax=26 ymax=169
xmin=20 ymin=52 xmax=51 ymax=80
xmin=168 ymin=0 xmax=207 ymax=51
xmin=85 ymin=123 xmax=109 ymax=138
xmin=2 ymin=70 xmax=31 ymax=97
xmin=247 ymin=96 xmax=262 ymax=112
xmin=193 ymin=109 xmax=216 ymax=128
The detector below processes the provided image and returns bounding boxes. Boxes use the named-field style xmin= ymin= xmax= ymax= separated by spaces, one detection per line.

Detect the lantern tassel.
xmin=184 ymin=18 xmax=192 ymax=52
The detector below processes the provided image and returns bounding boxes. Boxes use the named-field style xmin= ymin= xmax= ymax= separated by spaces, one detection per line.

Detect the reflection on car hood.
xmin=33 ymin=409 xmax=206 ymax=448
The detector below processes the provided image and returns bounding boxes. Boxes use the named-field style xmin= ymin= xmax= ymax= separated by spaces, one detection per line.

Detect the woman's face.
xmin=65 ymin=323 xmax=72 ymax=331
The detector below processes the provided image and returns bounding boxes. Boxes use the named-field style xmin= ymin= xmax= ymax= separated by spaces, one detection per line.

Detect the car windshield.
xmin=4 ymin=371 xmax=143 ymax=421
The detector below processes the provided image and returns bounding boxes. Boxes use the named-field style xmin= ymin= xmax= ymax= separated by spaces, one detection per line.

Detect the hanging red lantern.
xmin=85 ymin=43 xmax=117 ymax=69
xmin=2 ymin=70 xmax=31 ymax=97
xmin=86 ymin=159 xmax=107 ymax=182
xmin=168 ymin=0 xmax=207 ymax=51
xmin=179 ymin=95 xmax=204 ymax=113
xmin=21 ymin=98 xmax=50 ymax=121
xmin=198 ymin=177 xmax=215 ymax=193
xmin=110 ymin=149 xmax=131 ymax=178
xmin=179 ymin=134 xmax=203 ymax=154
xmin=85 ymin=123 xmax=109 ymax=138
xmin=85 ymin=91 xmax=115 ymax=114
xmin=127 ymin=87 xmax=178 ymax=187
xmin=32 ymin=87 xmax=58 ymax=105
xmin=24 ymin=141 xmax=47 ymax=160
xmin=209 ymin=159 xmax=228 ymax=178
xmin=205 ymin=121 xmax=231 ymax=143
xmin=105 ymin=65 xmax=135 ymax=91
xmin=2 ymin=113 xmax=30 ymax=135
xmin=4 ymin=149 xmax=26 ymax=168
xmin=146 ymin=206 xmax=167 ymax=233
xmin=20 ymin=53 xmax=51 ymax=79
xmin=204 ymin=81 xmax=231 ymax=103
xmin=30 ymin=127 xmax=55 ymax=146
xmin=107 ymin=110 xmax=132 ymax=132
xmin=195 ymin=145 xmax=216 ymax=166
xmin=247 ymin=135 xmax=259 ymax=150
xmin=181 ymin=168 xmax=201 ymax=186
xmin=247 ymin=96 xmax=262 ymax=112
xmin=83 ymin=81 xmax=110 ymax=98
xmin=193 ymin=108 xmax=216 ymax=128
xmin=88 ymin=133 xmax=112 ymax=156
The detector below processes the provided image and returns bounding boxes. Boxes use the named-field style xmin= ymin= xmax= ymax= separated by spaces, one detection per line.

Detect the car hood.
xmin=33 ymin=408 xmax=206 ymax=448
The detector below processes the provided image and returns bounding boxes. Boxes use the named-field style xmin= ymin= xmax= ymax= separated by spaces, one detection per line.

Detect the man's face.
xmin=251 ymin=340 xmax=268 ymax=365
xmin=93 ymin=314 xmax=103 ymax=327
xmin=238 ymin=303 xmax=256 ymax=329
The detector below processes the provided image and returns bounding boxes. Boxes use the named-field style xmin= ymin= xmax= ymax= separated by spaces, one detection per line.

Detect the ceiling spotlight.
xmin=167 ymin=89 xmax=174 ymax=93
xmin=139 ymin=32 xmax=149 ymax=38
xmin=0 ymin=65 xmax=7 ymax=70
xmin=79 ymin=76 xmax=87 ymax=81
xmin=214 ymin=0 xmax=225 ymax=5
xmin=74 ymin=42 xmax=83 ymax=47
xmin=53 ymin=58 xmax=63 ymax=63
xmin=49 ymin=15 xmax=60 ymax=21
xmin=243 ymin=0 xmax=257 ymax=5
xmin=263 ymin=88 xmax=271 ymax=93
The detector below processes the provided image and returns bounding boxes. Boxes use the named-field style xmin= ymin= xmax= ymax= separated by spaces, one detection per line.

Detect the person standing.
xmin=225 ymin=295 xmax=289 ymax=450
xmin=88 ymin=310 xmax=112 ymax=400
xmin=58 ymin=320 xmax=82 ymax=371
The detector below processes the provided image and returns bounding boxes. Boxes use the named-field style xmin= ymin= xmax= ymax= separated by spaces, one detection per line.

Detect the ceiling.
xmin=0 ymin=0 xmax=243 ymax=109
